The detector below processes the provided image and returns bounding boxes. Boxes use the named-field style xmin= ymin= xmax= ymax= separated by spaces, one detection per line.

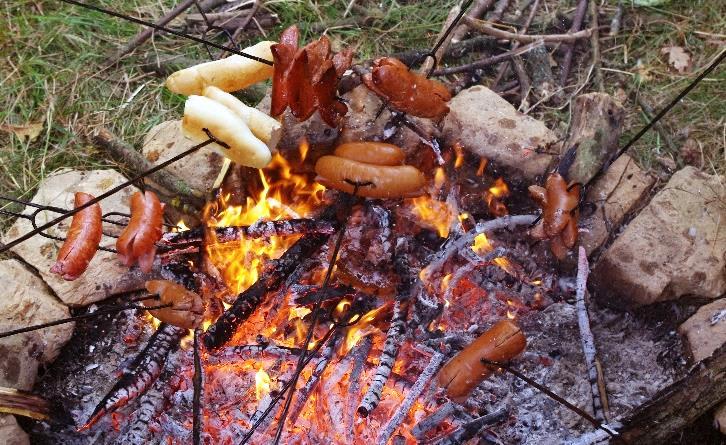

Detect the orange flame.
xmin=453 ymin=143 xmax=465 ymax=169
xmin=409 ymin=167 xmax=456 ymax=238
xmin=485 ymin=177 xmax=510 ymax=216
xmin=476 ymin=158 xmax=488 ymax=176
xmin=254 ymin=367 xmax=271 ymax=400
xmin=206 ymin=152 xmax=326 ymax=294
xmin=344 ymin=303 xmax=390 ymax=353
xmin=299 ymin=138 xmax=309 ymax=162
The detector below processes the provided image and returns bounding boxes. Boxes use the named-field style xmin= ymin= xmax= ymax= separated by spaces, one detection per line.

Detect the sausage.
xmin=362 ymin=57 xmax=451 ymax=120
xmin=543 ymin=173 xmax=579 ymax=237
xmin=144 ymin=280 xmax=204 ymax=330
xmin=165 ymin=41 xmax=275 ymax=96
xmin=116 ymin=191 xmax=165 ymax=273
xmin=334 ymin=142 xmax=405 ymax=166
xmin=49 ymin=192 xmax=102 ymax=281
xmin=436 ymin=320 xmax=526 ymax=403
xmin=182 ymin=95 xmax=272 ymax=168
xmin=315 ymin=155 xmax=425 ymax=199
xmin=270 ymin=25 xmax=299 ymax=116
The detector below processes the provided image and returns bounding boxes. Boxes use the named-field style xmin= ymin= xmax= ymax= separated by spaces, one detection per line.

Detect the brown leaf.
xmin=1 ymin=123 xmax=44 ymax=142
xmin=660 ymin=46 xmax=692 ymax=74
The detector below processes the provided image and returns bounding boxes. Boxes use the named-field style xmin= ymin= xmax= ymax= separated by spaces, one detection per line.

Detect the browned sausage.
xmin=145 ymin=280 xmax=203 ymax=330
xmin=315 ymin=155 xmax=425 ymax=199
xmin=436 ymin=320 xmax=526 ymax=402
xmin=543 ymin=173 xmax=579 ymax=237
xmin=116 ymin=191 xmax=165 ymax=273
xmin=362 ymin=57 xmax=451 ymax=120
xmin=50 ymin=192 xmax=103 ymax=281
xmin=334 ymin=142 xmax=405 ymax=166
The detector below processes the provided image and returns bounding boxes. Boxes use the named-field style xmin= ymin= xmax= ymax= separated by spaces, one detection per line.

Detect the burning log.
xmin=159 ymin=218 xmax=336 ymax=249
xmin=435 ymin=407 xmax=508 ymax=445
xmin=290 ymin=283 xmax=354 ymax=306
xmin=436 ymin=320 xmax=526 ymax=403
xmin=358 ymin=299 xmax=408 ymax=417
xmin=78 ymin=322 xmax=187 ymax=431
xmin=377 ymin=351 xmax=446 ymax=445
xmin=206 ymin=343 xmax=302 ymax=365
xmin=288 ymin=333 xmax=341 ymax=424
xmin=202 ymin=205 xmax=339 ymax=350
xmin=116 ymin=366 xmax=182 ymax=444
xmin=346 ymin=335 xmax=373 ymax=438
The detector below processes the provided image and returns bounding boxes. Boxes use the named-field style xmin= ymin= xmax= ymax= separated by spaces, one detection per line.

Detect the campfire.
xmin=2 ymin=2 xmax=725 ymax=445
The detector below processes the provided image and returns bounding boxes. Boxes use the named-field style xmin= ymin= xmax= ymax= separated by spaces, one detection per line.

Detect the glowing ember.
xmin=476 ymin=158 xmax=488 ymax=176
xmin=299 ymin=138 xmax=309 ymax=162
xmin=254 ymin=367 xmax=271 ymax=401
xmin=473 ymin=233 xmax=514 ymax=273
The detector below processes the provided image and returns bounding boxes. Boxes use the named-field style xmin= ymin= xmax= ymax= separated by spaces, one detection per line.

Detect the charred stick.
xmin=376 ymin=351 xmax=446 ymax=445
xmin=116 ymin=364 xmax=182 ymax=444
xmin=358 ymin=299 xmax=409 ymax=417
xmin=0 ymin=387 xmax=49 ymax=421
xmin=106 ymin=0 xmax=197 ymax=66
xmin=575 ymin=246 xmax=607 ymax=422
xmin=291 ymin=283 xmax=355 ymax=306
xmin=202 ymin=205 xmax=338 ymax=350
xmin=435 ymin=407 xmax=508 ymax=445
xmin=560 ymin=0 xmax=589 ymax=85
xmin=78 ymin=322 xmax=187 ymax=431
xmin=159 ymin=219 xmax=337 ymax=251
xmin=411 ymin=401 xmax=458 ymax=440
xmin=207 ymin=343 xmax=302 ymax=365
xmin=288 ymin=333 xmax=341 ymax=425
xmin=192 ymin=328 xmax=203 ymax=445
xmin=346 ymin=335 xmax=373 ymax=439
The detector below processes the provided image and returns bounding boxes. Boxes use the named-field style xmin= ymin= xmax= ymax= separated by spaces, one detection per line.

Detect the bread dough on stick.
xmin=182 ymin=95 xmax=271 ymax=169
xmin=202 ymin=86 xmax=282 ymax=150
xmin=166 ymin=41 xmax=275 ymax=95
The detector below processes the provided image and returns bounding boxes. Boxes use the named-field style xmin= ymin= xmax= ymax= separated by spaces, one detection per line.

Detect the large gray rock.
xmin=592 ymin=167 xmax=726 ymax=308
xmin=580 ymin=154 xmax=655 ymax=255
xmin=0 ymin=415 xmax=29 ymax=445
xmin=142 ymin=120 xmax=224 ymax=193
xmin=442 ymin=85 xmax=558 ymax=181
xmin=2 ymin=169 xmax=137 ymax=306
xmin=0 ymin=259 xmax=73 ymax=389
xmin=678 ymin=298 xmax=726 ymax=363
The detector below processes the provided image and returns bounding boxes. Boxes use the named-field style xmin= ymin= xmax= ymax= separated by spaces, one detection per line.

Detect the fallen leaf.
xmin=660 ymin=46 xmax=692 ymax=73
xmin=1 ymin=123 xmax=44 ymax=142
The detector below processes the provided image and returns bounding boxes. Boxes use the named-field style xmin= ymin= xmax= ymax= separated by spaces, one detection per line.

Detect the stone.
xmin=714 ymin=402 xmax=726 ymax=435
xmin=442 ymin=85 xmax=558 ymax=182
xmin=580 ymin=154 xmax=655 ymax=255
xmin=592 ymin=167 xmax=726 ymax=308
xmin=0 ymin=259 xmax=73 ymax=389
xmin=562 ymin=93 xmax=625 ymax=185
xmin=142 ymin=120 xmax=225 ymax=193
xmin=0 ymin=415 xmax=29 ymax=445
xmin=678 ymin=298 xmax=726 ymax=363
xmin=2 ymin=169 xmax=138 ymax=306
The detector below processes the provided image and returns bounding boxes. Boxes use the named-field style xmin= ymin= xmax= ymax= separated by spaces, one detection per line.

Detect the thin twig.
xmin=450 ymin=0 xmax=497 ymax=44
xmin=106 ymin=0 xmax=197 ymax=66
xmin=464 ymin=16 xmax=597 ymax=43
xmin=575 ymin=246 xmax=606 ymax=422
xmin=560 ymin=0 xmax=589 ymax=85
xmin=589 ymin=0 xmax=604 ymax=92
xmin=609 ymin=3 xmax=623 ymax=37
xmin=491 ymin=0 xmax=540 ymax=92
xmin=419 ymin=4 xmax=462 ymax=74
xmin=432 ymin=40 xmax=543 ymax=76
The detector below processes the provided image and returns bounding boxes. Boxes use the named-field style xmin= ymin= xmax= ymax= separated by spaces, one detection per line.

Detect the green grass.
xmin=0 ymin=0 xmax=723 ymax=234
